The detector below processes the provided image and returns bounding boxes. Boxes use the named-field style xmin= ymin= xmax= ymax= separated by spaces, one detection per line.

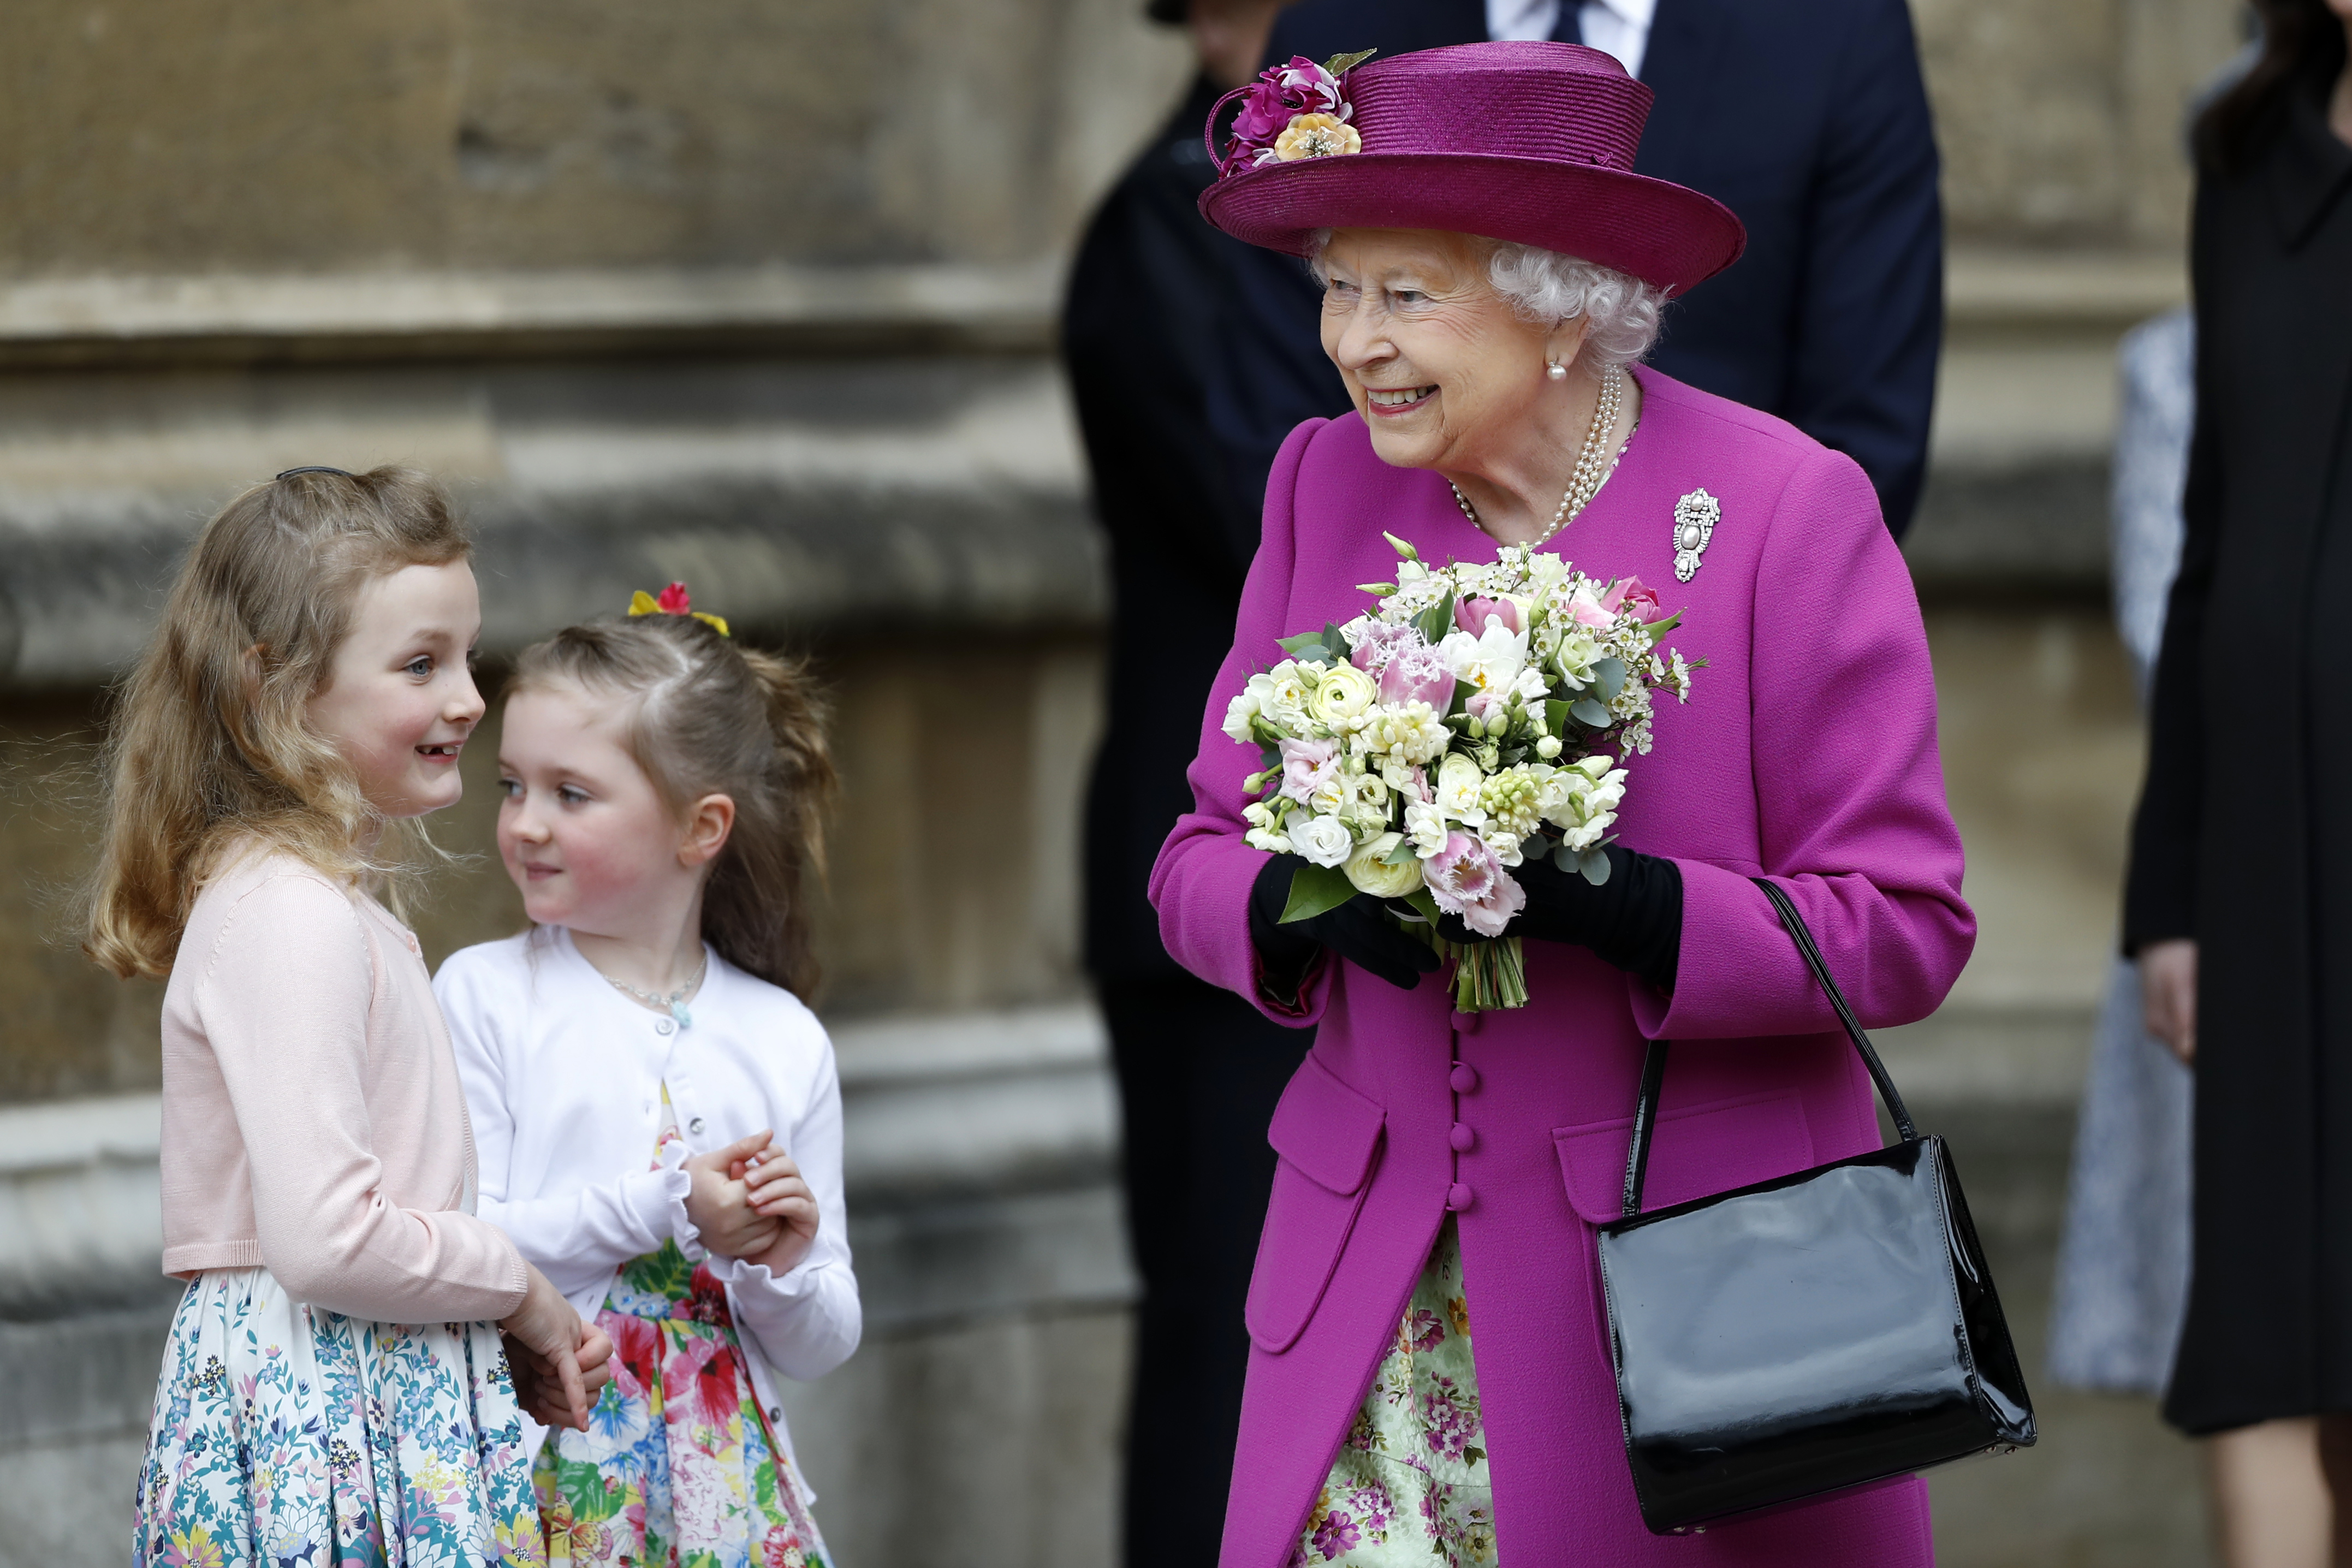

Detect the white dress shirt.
xmin=436 ymin=924 xmax=860 ymax=1487
xmin=1486 ymin=0 xmax=1656 ymax=80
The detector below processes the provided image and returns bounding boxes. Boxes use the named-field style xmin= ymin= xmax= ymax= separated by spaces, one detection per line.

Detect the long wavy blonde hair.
xmin=509 ymin=615 xmax=838 ymax=1001
xmin=85 ymin=467 xmax=472 ymax=979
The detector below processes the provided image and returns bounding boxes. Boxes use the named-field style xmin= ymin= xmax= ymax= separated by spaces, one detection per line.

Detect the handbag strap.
xmin=1619 ymin=877 xmax=1919 ymax=1219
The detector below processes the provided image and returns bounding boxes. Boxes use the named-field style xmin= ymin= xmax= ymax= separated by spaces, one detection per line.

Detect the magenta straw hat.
xmin=1198 ymin=40 xmax=1744 ymax=296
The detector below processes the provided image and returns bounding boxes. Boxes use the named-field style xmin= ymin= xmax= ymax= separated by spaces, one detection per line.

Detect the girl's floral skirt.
xmin=534 ymin=1240 xmax=827 ymax=1568
xmin=1292 ymin=1217 xmax=1496 ymax=1567
xmin=134 ymin=1266 xmax=543 ymax=1568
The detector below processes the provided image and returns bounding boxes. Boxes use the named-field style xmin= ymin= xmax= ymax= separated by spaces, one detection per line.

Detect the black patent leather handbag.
xmin=1595 ymin=878 xmax=2036 ymax=1535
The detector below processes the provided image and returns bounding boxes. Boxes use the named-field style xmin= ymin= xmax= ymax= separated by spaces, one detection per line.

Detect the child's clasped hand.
xmin=686 ymin=1130 xmax=787 ymax=1261
xmin=682 ymin=1129 xmax=822 ymax=1274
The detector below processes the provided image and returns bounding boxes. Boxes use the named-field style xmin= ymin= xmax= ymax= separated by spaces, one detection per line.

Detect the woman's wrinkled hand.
xmin=2141 ymin=939 xmax=2197 ymax=1066
xmin=686 ymin=1132 xmax=786 ymax=1261
xmin=1249 ymin=854 xmax=1440 ymax=995
xmin=500 ymin=1264 xmax=614 ymax=1431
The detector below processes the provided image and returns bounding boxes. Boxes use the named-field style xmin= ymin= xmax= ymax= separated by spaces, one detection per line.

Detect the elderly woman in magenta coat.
xmin=1148 ymin=41 xmax=1975 ymax=1567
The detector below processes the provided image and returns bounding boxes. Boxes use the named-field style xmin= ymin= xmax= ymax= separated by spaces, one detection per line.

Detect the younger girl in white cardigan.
xmin=437 ymin=586 xmax=859 ymax=1567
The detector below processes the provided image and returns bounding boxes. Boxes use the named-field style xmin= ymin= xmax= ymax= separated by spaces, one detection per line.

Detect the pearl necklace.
xmin=602 ymin=950 xmax=709 ymax=1028
xmin=1450 ymin=365 xmax=1626 ymax=549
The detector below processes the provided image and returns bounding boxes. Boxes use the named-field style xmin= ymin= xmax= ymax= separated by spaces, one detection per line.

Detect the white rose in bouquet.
xmin=1435 ymin=753 xmax=1486 ymax=822
xmin=1403 ymin=798 xmax=1448 ymax=857
xmin=1344 ymin=831 xmax=1424 ymax=899
xmin=1222 ymin=686 xmax=1264 ymax=744
xmin=1288 ymin=812 xmax=1356 ymax=868
xmin=1309 ymin=661 xmax=1377 ymax=726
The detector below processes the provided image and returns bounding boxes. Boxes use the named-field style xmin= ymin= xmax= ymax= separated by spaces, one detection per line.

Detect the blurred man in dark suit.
xmin=1062 ymin=4 xmax=1942 ymax=1564
xmin=1234 ymin=0 xmax=1945 ymax=537
xmin=1061 ymin=8 xmax=1339 ymax=1568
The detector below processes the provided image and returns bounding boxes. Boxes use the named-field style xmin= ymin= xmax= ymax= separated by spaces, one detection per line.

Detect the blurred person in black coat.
xmin=1061 ymin=7 xmax=1346 ymax=1566
xmin=2125 ymin=0 xmax=2352 ymax=1555
xmin=1230 ymin=0 xmax=1946 ymax=537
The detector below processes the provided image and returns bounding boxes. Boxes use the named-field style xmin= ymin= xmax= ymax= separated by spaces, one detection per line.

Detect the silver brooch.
xmin=1672 ymin=489 xmax=1719 ymax=583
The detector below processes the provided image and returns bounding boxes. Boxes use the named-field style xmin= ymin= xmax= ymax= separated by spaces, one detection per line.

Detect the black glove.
xmin=1249 ymin=854 xmax=1441 ymax=999
xmin=1435 ymin=845 xmax=1683 ymax=993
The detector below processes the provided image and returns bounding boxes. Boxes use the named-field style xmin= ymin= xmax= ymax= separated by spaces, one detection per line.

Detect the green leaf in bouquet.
xmin=1570 ymin=696 xmax=1613 ymax=728
xmin=1444 ymin=676 xmax=1468 ymax=716
xmin=1380 ymin=836 xmax=1419 ymax=867
xmin=1280 ymin=862 xmax=1358 ymax=923
xmin=1404 ymin=888 xmax=1444 ymax=924
xmin=1592 ymin=657 xmax=1627 ymax=702
xmin=1576 ymin=846 xmax=1612 ymax=884
xmin=1646 ymin=609 xmax=1684 ymax=637
xmin=1260 ymin=745 xmax=1282 ymax=771
xmin=1545 ymin=697 xmax=1573 ymax=735
xmin=1276 ymin=629 xmax=1333 ymax=662
xmin=1500 ymin=745 xmax=1528 ymax=767
xmin=1415 ymin=587 xmax=1456 ymax=646
xmin=1323 ymin=47 xmax=1378 ymax=75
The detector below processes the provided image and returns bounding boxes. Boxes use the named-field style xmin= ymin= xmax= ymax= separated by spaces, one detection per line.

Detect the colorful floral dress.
xmin=1292 ymin=1219 xmax=1495 ymax=1567
xmin=533 ymin=1104 xmax=828 ymax=1568
xmin=134 ymin=1266 xmax=543 ymax=1568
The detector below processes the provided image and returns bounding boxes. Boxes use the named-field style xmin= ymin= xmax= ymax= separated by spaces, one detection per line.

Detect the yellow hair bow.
xmin=628 ymin=581 xmax=730 ymax=637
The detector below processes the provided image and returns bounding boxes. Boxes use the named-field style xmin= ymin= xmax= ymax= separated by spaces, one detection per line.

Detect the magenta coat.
xmin=1149 ymin=366 xmax=1974 ymax=1566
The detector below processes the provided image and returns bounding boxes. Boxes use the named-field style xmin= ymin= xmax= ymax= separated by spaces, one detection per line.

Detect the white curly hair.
xmin=1305 ymin=230 xmax=1666 ymax=371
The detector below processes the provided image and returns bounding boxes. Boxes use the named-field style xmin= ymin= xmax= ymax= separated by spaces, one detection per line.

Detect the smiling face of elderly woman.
xmin=1315 ymin=228 xmax=1662 ymax=542
xmin=1318 ymin=229 xmax=1568 ymax=469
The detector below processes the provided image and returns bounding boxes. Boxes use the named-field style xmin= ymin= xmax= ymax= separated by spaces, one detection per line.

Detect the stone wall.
xmin=0 ymin=0 xmax=1191 ymax=277
xmin=1918 ymin=0 xmax=2241 ymax=248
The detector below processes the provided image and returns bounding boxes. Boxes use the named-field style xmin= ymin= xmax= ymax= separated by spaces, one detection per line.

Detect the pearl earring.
xmin=1546 ymin=360 xmax=1567 ymax=382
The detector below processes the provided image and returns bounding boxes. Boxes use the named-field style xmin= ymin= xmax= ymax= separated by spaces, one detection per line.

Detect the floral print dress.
xmin=532 ymin=1098 xmax=828 ymax=1568
xmin=134 ymin=1266 xmax=543 ymax=1568
xmin=1292 ymin=1218 xmax=1496 ymax=1567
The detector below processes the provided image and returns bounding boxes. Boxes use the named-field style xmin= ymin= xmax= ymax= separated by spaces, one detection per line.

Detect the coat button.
xmin=1450 ymin=1122 xmax=1475 ymax=1153
xmin=1450 ymin=1009 xmax=1482 ymax=1035
xmin=656 ymin=1018 xmax=675 ymax=1036
xmin=769 ymin=1405 xmax=782 ymax=1421
xmin=1446 ymin=1182 xmax=1474 ymax=1211
xmin=1448 ymin=1062 xmax=1479 ymax=1094
xmin=689 ymin=1116 xmax=706 ymax=1135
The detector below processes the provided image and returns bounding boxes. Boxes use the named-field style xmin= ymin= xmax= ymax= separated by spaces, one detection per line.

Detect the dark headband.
xmin=275 ymin=466 xmax=354 ymax=480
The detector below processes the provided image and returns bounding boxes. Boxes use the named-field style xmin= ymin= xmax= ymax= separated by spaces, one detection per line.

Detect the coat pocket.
xmin=1244 ymin=1054 xmax=1387 ymax=1353
xmin=1553 ymin=1091 xmax=1813 ymax=1226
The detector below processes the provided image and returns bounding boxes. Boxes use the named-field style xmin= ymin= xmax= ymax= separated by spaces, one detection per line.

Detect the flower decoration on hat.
xmin=627 ymin=580 xmax=730 ymax=637
xmin=1211 ymin=50 xmax=1375 ymax=176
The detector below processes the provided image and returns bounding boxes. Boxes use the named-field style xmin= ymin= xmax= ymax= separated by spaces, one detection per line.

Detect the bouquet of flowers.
xmin=1224 ymin=535 xmax=1695 ymax=1011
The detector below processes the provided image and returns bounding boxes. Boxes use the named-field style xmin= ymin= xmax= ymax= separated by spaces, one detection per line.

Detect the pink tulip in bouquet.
xmin=1224 ymin=536 xmax=1695 ymax=1010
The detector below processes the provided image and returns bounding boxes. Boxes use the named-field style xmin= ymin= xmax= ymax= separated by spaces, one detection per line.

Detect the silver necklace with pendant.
xmin=604 ymin=950 xmax=709 ymax=1029
xmin=1449 ymin=365 xmax=1627 ymax=548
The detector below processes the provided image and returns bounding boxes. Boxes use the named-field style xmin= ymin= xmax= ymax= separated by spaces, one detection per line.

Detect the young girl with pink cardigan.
xmin=86 ymin=466 xmax=612 ymax=1568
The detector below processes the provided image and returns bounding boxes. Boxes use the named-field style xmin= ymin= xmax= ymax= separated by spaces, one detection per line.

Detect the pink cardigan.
xmin=159 ymin=846 xmax=527 ymax=1324
xmin=1151 ymin=369 xmax=1974 ymax=1566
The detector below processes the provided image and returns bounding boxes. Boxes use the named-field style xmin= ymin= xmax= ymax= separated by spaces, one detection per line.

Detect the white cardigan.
xmin=435 ymin=925 xmax=860 ymax=1483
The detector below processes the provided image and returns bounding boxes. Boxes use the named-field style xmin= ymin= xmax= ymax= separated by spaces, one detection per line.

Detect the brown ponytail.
xmin=509 ymin=616 xmax=838 ymax=1000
